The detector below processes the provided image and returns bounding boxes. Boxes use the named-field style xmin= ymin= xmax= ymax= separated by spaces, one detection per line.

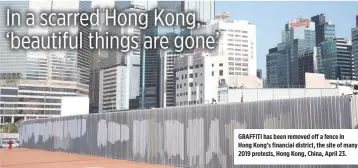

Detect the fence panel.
xmin=19 ymin=96 xmax=358 ymax=168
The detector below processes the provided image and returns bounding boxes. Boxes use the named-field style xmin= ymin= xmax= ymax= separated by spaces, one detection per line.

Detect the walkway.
xmin=0 ymin=148 xmax=174 ymax=168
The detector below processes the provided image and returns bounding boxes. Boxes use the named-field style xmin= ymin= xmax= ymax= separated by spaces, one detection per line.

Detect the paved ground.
xmin=0 ymin=148 xmax=174 ymax=168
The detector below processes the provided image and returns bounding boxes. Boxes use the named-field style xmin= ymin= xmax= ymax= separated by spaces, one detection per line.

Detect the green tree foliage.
xmin=2 ymin=122 xmax=19 ymax=133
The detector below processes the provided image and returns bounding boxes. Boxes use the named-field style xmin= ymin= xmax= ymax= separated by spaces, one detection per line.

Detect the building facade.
xmin=0 ymin=79 xmax=88 ymax=123
xmin=175 ymin=52 xmax=227 ymax=106
xmin=99 ymin=64 xmax=140 ymax=113
xmin=0 ymin=0 xmax=92 ymax=123
xmin=320 ymin=38 xmax=354 ymax=80
xmin=0 ymin=1 xmax=29 ymax=77
xmin=159 ymin=51 xmax=194 ymax=108
xmin=266 ymin=17 xmax=316 ymax=87
xmin=194 ymin=18 xmax=257 ymax=77
xmin=298 ymin=47 xmax=318 ymax=86
xmin=353 ymin=18 xmax=358 ymax=83
xmin=138 ymin=1 xmax=215 ymax=109
xmin=256 ymin=69 xmax=262 ymax=79
xmin=311 ymin=14 xmax=335 ymax=46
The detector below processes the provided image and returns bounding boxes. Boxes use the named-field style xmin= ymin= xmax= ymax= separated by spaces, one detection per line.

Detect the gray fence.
xmin=19 ymin=96 xmax=358 ymax=168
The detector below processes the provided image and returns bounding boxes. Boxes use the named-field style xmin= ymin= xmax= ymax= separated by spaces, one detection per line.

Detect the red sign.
xmin=289 ymin=21 xmax=310 ymax=28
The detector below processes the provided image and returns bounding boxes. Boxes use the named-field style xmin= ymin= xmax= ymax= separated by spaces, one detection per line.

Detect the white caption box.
xmin=234 ymin=129 xmax=358 ymax=165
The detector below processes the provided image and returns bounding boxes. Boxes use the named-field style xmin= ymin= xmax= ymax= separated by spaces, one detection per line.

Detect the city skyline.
xmin=216 ymin=1 xmax=358 ymax=78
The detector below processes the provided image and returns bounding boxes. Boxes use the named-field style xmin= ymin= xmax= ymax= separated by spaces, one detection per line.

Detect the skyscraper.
xmin=139 ymin=1 xmax=215 ymax=108
xmin=0 ymin=0 xmax=92 ymax=122
xmin=256 ymin=69 xmax=262 ymax=79
xmin=266 ymin=16 xmax=316 ymax=87
xmin=195 ymin=18 xmax=257 ymax=77
xmin=352 ymin=16 xmax=358 ymax=81
xmin=321 ymin=38 xmax=354 ymax=80
xmin=0 ymin=1 xmax=29 ymax=77
xmin=311 ymin=14 xmax=335 ymax=46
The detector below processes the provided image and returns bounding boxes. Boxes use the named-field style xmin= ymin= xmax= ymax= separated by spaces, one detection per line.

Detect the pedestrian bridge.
xmin=19 ymin=95 xmax=358 ymax=168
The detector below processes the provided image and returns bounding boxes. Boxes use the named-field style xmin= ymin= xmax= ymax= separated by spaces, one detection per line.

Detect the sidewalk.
xmin=0 ymin=148 xmax=174 ymax=168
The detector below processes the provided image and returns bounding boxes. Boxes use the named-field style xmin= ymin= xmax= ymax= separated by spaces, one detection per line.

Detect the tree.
xmin=3 ymin=122 xmax=18 ymax=133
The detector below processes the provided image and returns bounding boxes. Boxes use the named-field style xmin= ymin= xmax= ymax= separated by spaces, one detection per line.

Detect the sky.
xmin=215 ymin=1 xmax=358 ymax=78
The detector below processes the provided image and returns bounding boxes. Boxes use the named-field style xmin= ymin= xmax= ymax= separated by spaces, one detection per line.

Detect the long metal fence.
xmin=19 ymin=95 xmax=358 ymax=168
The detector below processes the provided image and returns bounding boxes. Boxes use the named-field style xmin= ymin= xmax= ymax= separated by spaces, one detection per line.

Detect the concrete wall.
xmin=19 ymin=96 xmax=357 ymax=168
xmin=219 ymin=88 xmax=340 ymax=103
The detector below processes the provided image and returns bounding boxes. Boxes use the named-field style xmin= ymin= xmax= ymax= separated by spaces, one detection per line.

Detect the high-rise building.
xmin=175 ymin=52 xmax=226 ymax=106
xmin=0 ymin=0 xmax=92 ymax=123
xmin=256 ymin=69 xmax=262 ymax=79
xmin=0 ymin=1 xmax=29 ymax=77
xmin=321 ymin=38 xmax=354 ymax=80
xmin=298 ymin=47 xmax=318 ymax=86
xmin=160 ymin=50 xmax=195 ymax=107
xmin=139 ymin=1 xmax=214 ymax=108
xmin=266 ymin=17 xmax=316 ymax=87
xmin=98 ymin=63 xmax=140 ymax=112
xmin=311 ymin=14 xmax=335 ymax=45
xmin=194 ymin=17 xmax=257 ymax=77
xmin=354 ymin=16 xmax=358 ymax=79
xmin=266 ymin=44 xmax=289 ymax=87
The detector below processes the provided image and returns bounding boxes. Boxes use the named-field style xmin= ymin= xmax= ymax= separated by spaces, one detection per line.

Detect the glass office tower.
xmin=139 ymin=1 xmax=215 ymax=108
xmin=321 ymin=38 xmax=354 ymax=80
xmin=266 ymin=17 xmax=316 ymax=87
xmin=0 ymin=1 xmax=29 ymax=77
xmin=311 ymin=14 xmax=336 ymax=46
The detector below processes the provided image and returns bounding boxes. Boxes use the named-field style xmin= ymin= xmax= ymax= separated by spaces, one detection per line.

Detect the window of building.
xmin=229 ymin=72 xmax=234 ymax=75
xmin=195 ymin=73 xmax=198 ymax=77
xmin=201 ymin=83 xmax=203 ymax=86
xmin=219 ymin=63 xmax=223 ymax=67
xmin=200 ymin=64 xmax=203 ymax=67
xmin=189 ymin=82 xmax=193 ymax=87
xmin=229 ymin=62 xmax=234 ymax=65
xmin=185 ymin=74 xmax=187 ymax=79
xmin=190 ymin=74 xmax=193 ymax=78
xmin=195 ymin=82 xmax=197 ymax=86
xmin=212 ymin=64 xmax=214 ymax=67
xmin=235 ymin=72 xmax=241 ymax=75
xmin=229 ymin=67 xmax=234 ymax=70
xmin=229 ymin=57 xmax=234 ymax=60
xmin=180 ymin=84 xmax=182 ymax=88
xmin=200 ymin=91 xmax=203 ymax=94
xmin=184 ymin=83 xmax=186 ymax=86
xmin=219 ymin=70 xmax=223 ymax=76
xmin=181 ymin=75 xmax=183 ymax=79
xmin=212 ymin=71 xmax=214 ymax=76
